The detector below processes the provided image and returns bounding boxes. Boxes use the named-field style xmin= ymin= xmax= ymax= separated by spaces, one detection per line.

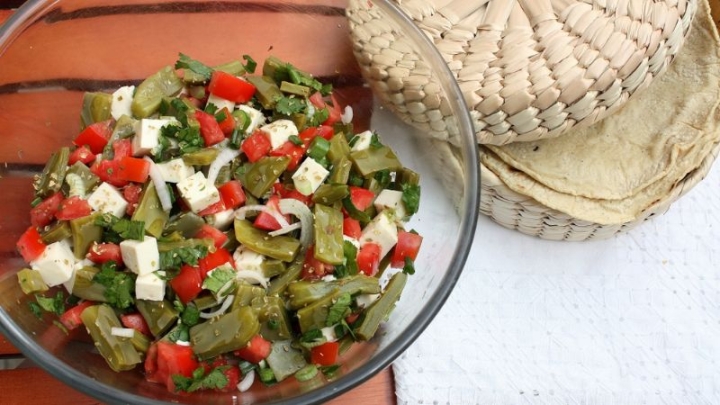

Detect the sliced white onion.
xmin=237 ymin=370 xmax=255 ymax=392
xmin=110 ymin=327 xmax=135 ymax=338
xmin=199 ymin=294 xmax=235 ymax=319
xmin=207 ymin=147 xmax=241 ymax=187
xmin=278 ymin=198 xmax=314 ymax=247
xmin=235 ymin=270 xmax=268 ymax=288
xmin=341 ymin=105 xmax=354 ymax=124
xmin=144 ymin=157 xmax=172 ymax=212
xmin=175 ymin=340 xmax=191 ymax=346
xmin=306 ymin=103 xmax=316 ymax=119
xmin=234 ymin=204 xmax=290 ymax=228
xmin=234 ymin=205 xmax=268 ymax=220
xmin=268 ymin=222 xmax=301 ymax=237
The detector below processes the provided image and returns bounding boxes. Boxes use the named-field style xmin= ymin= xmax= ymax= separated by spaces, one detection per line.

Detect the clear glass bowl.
xmin=0 ymin=1 xmax=479 ymax=404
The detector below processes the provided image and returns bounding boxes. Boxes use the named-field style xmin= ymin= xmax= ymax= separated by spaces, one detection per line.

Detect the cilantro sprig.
xmin=95 ymin=213 xmax=146 ymax=242
xmin=159 ymin=244 xmax=210 ymax=271
xmin=275 ymin=95 xmax=306 ymax=116
xmin=402 ymin=257 xmax=416 ymax=275
xmin=401 ymin=183 xmax=421 ymax=216
xmin=325 ymin=292 xmax=352 ymax=327
xmin=33 ymin=291 xmax=66 ymax=316
xmin=174 ymin=299 xmax=201 ymax=327
xmin=202 ymin=267 xmax=236 ymax=296
xmin=175 ymin=53 xmax=214 ymax=81
xmin=93 ymin=261 xmax=136 ymax=310
xmin=172 ymin=366 xmax=229 ymax=393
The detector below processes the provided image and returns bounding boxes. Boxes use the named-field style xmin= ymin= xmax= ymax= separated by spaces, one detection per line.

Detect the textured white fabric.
xmin=394 ymin=164 xmax=720 ymax=405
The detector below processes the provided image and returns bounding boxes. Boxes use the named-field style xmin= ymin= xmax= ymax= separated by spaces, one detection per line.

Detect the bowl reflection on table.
xmin=0 ymin=1 xmax=479 ymax=404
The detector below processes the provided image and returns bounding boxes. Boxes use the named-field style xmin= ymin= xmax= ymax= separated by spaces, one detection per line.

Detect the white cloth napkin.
xmin=393 ymin=164 xmax=720 ymax=405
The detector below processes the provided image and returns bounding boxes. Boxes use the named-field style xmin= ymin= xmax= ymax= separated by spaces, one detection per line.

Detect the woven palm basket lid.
xmin=348 ymin=0 xmax=697 ymax=146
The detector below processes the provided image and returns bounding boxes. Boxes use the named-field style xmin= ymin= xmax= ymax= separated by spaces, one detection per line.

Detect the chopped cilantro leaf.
xmin=35 ymin=291 xmax=65 ymax=316
xmin=202 ymin=267 xmax=236 ymax=296
xmin=401 ymin=183 xmax=421 ymax=216
xmin=95 ymin=213 xmax=145 ymax=241
xmin=175 ymin=53 xmax=213 ymax=80
xmin=181 ymin=302 xmax=201 ymax=327
xmin=167 ymin=324 xmax=190 ymax=343
xmin=204 ymin=103 xmax=218 ymax=115
xmin=300 ymin=328 xmax=323 ymax=343
xmin=325 ymin=292 xmax=352 ymax=327
xmin=242 ymin=54 xmax=257 ymax=74
xmin=320 ymin=83 xmax=333 ymax=96
xmin=159 ymin=244 xmax=209 ymax=271
xmin=160 ymin=124 xmax=204 ymax=155
xmin=369 ymin=132 xmax=383 ymax=149
xmin=93 ymin=261 xmax=136 ymax=310
xmin=29 ymin=302 xmax=43 ymax=318
xmin=403 ymin=257 xmax=416 ymax=275
xmin=333 ymin=241 xmax=358 ymax=279
xmin=172 ymin=366 xmax=228 ymax=393
xmin=275 ymin=96 xmax=305 ymax=116
xmin=374 ymin=169 xmax=392 ymax=189
xmin=308 ymin=107 xmax=329 ymax=127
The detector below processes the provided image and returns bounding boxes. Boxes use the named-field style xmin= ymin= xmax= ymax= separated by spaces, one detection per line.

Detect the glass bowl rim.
xmin=0 ymin=1 xmax=481 ymax=403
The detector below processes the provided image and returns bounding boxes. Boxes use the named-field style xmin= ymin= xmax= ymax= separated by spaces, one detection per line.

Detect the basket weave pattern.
xmin=348 ymin=0 xmax=697 ymax=146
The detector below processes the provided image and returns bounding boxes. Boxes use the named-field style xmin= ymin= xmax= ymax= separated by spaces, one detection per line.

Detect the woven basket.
xmin=347 ymin=0 xmax=697 ymax=146
xmin=405 ymin=0 xmax=720 ymax=241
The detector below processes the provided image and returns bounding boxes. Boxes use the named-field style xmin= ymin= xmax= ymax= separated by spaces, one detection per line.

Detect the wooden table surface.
xmin=0 ymin=6 xmax=395 ymax=405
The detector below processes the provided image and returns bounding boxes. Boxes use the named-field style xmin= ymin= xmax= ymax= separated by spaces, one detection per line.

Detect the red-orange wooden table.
xmin=0 ymin=7 xmax=394 ymax=405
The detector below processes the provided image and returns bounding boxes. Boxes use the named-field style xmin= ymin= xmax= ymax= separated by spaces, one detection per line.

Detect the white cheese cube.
xmin=88 ymin=182 xmax=128 ymax=218
xmin=237 ymin=105 xmax=266 ymax=134
xmin=233 ymin=246 xmax=264 ymax=273
xmin=292 ymin=158 xmax=329 ymax=196
xmin=260 ymin=119 xmax=298 ymax=149
xmin=156 ymin=158 xmax=195 ymax=183
xmin=359 ymin=210 xmax=398 ymax=258
xmin=206 ymin=93 xmax=235 ymax=113
xmin=207 ymin=209 xmax=235 ymax=230
xmin=355 ymin=293 xmax=380 ymax=308
xmin=321 ymin=326 xmax=338 ymax=342
xmin=31 ymin=241 xmax=75 ymax=287
xmin=373 ymin=189 xmax=407 ymax=221
xmin=133 ymin=118 xmax=177 ymax=156
xmin=135 ymin=271 xmax=166 ymax=301
xmin=176 ymin=172 xmax=221 ymax=213
xmin=350 ymin=130 xmax=373 ymax=152
xmin=120 ymin=236 xmax=159 ymax=276
xmin=111 ymin=85 xmax=135 ymax=120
